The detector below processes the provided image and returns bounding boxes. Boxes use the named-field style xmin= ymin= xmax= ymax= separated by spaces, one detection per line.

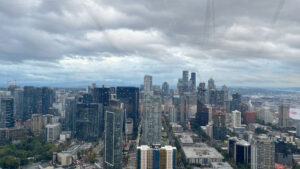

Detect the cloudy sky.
xmin=0 ymin=0 xmax=299 ymax=87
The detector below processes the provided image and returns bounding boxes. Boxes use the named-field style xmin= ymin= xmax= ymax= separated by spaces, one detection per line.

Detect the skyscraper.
xmin=197 ymin=82 xmax=206 ymax=104
xmin=235 ymin=140 xmax=251 ymax=165
xmin=182 ymin=70 xmax=189 ymax=93
xmin=0 ymin=97 xmax=14 ymax=128
xmin=278 ymin=103 xmax=290 ymax=128
xmin=161 ymin=82 xmax=169 ymax=97
xmin=137 ymin=145 xmax=176 ymax=169
xmin=41 ymin=87 xmax=55 ymax=115
xmin=116 ymin=87 xmax=139 ymax=135
xmin=231 ymin=93 xmax=241 ymax=112
xmin=92 ymin=86 xmax=110 ymax=106
xmin=251 ymin=134 xmax=275 ymax=169
xmin=208 ymin=78 xmax=216 ymax=91
xmin=144 ymin=75 xmax=152 ymax=94
xmin=75 ymin=103 xmax=103 ymax=141
xmin=189 ymin=72 xmax=196 ymax=92
xmin=23 ymin=86 xmax=42 ymax=121
xmin=142 ymin=94 xmax=162 ymax=145
xmin=195 ymin=102 xmax=209 ymax=126
xmin=213 ymin=111 xmax=226 ymax=140
xmin=104 ymin=99 xmax=124 ymax=169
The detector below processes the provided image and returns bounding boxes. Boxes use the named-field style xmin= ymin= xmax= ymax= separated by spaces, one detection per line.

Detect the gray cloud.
xmin=0 ymin=0 xmax=299 ymax=87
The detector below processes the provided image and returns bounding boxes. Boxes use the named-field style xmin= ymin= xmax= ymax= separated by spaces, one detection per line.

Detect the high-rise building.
xmin=278 ymin=104 xmax=290 ymax=128
xmin=182 ymin=71 xmax=189 ymax=93
xmin=116 ymin=87 xmax=139 ymax=134
xmin=208 ymin=89 xmax=217 ymax=105
xmin=92 ymin=86 xmax=110 ymax=106
xmin=64 ymin=97 xmax=76 ymax=131
xmin=162 ymin=82 xmax=169 ymax=97
xmin=297 ymin=121 xmax=300 ymax=138
xmin=142 ymin=94 xmax=162 ymax=145
xmin=31 ymin=114 xmax=43 ymax=135
xmin=104 ymin=99 xmax=124 ymax=169
xmin=197 ymin=82 xmax=206 ymax=104
xmin=41 ymin=87 xmax=55 ymax=115
xmin=9 ymin=87 xmax=23 ymax=120
xmin=232 ymin=110 xmax=241 ymax=128
xmin=213 ymin=111 xmax=226 ymax=141
xmin=195 ymin=102 xmax=209 ymax=126
xmin=231 ymin=93 xmax=241 ymax=112
xmin=137 ymin=145 xmax=176 ymax=169
xmin=235 ymin=140 xmax=251 ymax=165
xmin=75 ymin=103 xmax=103 ymax=141
xmin=216 ymin=90 xmax=225 ymax=106
xmin=0 ymin=97 xmax=14 ymax=128
xmin=23 ymin=86 xmax=42 ymax=121
xmin=144 ymin=75 xmax=152 ymax=94
xmin=189 ymin=72 xmax=196 ymax=92
xmin=251 ymin=134 xmax=275 ymax=169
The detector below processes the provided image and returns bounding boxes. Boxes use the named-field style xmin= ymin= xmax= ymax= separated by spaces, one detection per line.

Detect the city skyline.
xmin=0 ymin=0 xmax=300 ymax=87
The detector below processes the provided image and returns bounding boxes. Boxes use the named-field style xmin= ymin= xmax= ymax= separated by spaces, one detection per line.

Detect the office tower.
xmin=213 ymin=111 xmax=226 ymax=140
xmin=228 ymin=137 xmax=239 ymax=158
xmin=232 ymin=110 xmax=241 ymax=128
xmin=144 ymin=75 xmax=152 ymax=94
xmin=92 ymin=86 xmax=110 ymax=106
xmin=179 ymin=93 xmax=197 ymax=125
xmin=244 ymin=111 xmax=256 ymax=124
xmin=75 ymin=103 xmax=103 ymax=141
xmin=208 ymin=78 xmax=216 ymax=91
xmin=195 ymin=102 xmax=209 ymax=126
xmin=274 ymin=140 xmax=293 ymax=167
xmin=9 ymin=87 xmax=23 ymax=120
xmin=197 ymin=82 xmax=206 ymax=104
xmin=189 ymin=72 xmax=196 ymax=92
xmin=177 ymin=79 xmax=184 ymax=95
xmin=116 ymin=87 xmax=139 ymax=134
xmin=222 ymin=85 xmax=229 ymax=102
xmin=278 ymin=104 xmax=290 ymax=128
xmin=142 ymin=94 xmax=162 ymax=145
xmin=235 ymin=140 xmax=251 ymax=164
xmin=251 ymin=134 xmax=275 ymax=169
xmin=0 ymin=97 xmax=14 ymax=128
xmin=208 ymin=89 xmax=217 ymax=105
xmin=23 ymin=86 xmax=42 ymax=121
xmin=46 ymin=123 xmax=61 ymax=142
xmin=152 ymin=85 xmax=161 ymax=95
xmin=64 ymin=97 xmax=76 ymax=131
xmin=182 ymin=70 xmax=189 ymax=93
xmin=82 ymin=93 xmax=93 ymax=104
xmin=104 ymin=99 xmax=123 ymax=169
xmin=231 ymin=93 xmax=241 ymax=112
xmin=137 ymin=145 xmax=176 ymax=169
xmin=162 ymin=82 xmax=169 ymax=97
xmin=41 ymin=87 xmax=55 ymax=115
xmin=216 ymin=90 xmax=225 ymax=106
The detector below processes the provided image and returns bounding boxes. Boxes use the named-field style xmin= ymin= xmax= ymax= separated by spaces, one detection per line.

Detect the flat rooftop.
xmin=183 ymin=144 xmax=224 ymax=159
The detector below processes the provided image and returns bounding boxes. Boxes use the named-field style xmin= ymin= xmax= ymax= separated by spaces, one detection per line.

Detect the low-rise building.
xmin=182 ymin=143 xmax=224 ymax=166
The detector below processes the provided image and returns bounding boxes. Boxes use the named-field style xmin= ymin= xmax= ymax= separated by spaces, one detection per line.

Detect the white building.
xmin=232 ymin=110 xmax=241 ymax=128
xmin=46 ymin=123 xmax=61 ymax=142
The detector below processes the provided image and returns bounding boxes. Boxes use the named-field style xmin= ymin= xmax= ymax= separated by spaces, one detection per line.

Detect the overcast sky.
xmin=0 ymin=0 xmax=299 ymax=87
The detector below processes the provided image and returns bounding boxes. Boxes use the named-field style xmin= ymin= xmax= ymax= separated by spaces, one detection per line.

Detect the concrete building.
xmin=142 ymin=94 xmax=161 ymax=145
xmin=137 ymin=145 xmax=176 ymax=169
xmin=46 ymin=123 xmax=61 ymax=142
xmin=183 ymin=143 xmax=224 ymax=166
xmin=251 ymin=134 xmax=275 ymax=169
xmin=144 ymin=75 xmax=152 ymax=94
xmin=57 ymin=152 xmax=73 ymax=166
xmin=211 ymin=162 xmax=233 ymax=169
xmin=278 ymin=104 xmax=290 ymax=128
xmin=0 ymin=97 xmax=14 ymax=128
xmin=232 ymin=110 xmax=242 ymax=128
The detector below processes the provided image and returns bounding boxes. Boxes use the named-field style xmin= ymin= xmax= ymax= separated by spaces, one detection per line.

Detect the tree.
xmin=0 ymin=156 xmax=20 ymax=169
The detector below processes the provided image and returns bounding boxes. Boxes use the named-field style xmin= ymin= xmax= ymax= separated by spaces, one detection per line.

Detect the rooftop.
xmin=183 ymin=144 xmax=224 ymax=159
